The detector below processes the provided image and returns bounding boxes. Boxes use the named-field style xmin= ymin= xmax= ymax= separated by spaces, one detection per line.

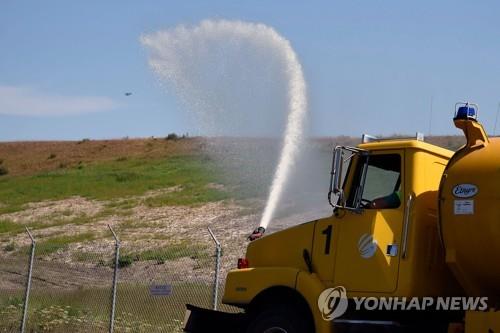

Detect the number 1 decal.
xmin=322 ymin=225 xmax=333 ymax=255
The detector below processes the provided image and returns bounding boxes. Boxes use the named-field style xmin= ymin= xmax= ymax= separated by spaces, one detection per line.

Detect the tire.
xmin=246 ymin=304 xmax=314 ymax=333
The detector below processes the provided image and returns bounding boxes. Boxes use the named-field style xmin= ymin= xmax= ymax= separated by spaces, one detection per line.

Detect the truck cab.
xmin=218 ymin=137 xmax=464 ymax=333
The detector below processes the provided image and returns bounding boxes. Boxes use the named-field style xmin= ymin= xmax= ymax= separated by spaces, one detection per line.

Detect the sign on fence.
xmin=149 ymin=284 xmax=173 ymax=296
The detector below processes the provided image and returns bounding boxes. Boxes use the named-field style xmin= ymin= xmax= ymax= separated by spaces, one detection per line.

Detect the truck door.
xmin=333 ymin=151 xmax=405 ymax=293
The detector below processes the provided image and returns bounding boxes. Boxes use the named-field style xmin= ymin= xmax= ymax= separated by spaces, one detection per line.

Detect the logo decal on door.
xmin=358 ymin=233 xmax=377 ymax=259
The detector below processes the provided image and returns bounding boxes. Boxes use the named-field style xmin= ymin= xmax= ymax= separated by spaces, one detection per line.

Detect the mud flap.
xmin=184 ymin=304 xmax=248 ymax=333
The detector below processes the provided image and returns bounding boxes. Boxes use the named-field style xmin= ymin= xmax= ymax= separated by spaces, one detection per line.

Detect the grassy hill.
xmin=0 ymin=137 xmax=229 ymax=214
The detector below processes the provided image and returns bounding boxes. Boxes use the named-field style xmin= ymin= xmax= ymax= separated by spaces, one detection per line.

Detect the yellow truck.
xmin=184 ymin=103 xmax=500 ymax=332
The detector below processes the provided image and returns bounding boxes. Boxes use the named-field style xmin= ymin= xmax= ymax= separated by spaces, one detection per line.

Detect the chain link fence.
xmin=0 ymin=255 xmax=29 ymax=333
xmin=0 ymin=225 xmax=242 ymax=333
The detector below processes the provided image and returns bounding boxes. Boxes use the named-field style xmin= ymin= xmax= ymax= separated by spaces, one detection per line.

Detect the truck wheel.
xmin=246 ymin=304 xmax=313 ymax=333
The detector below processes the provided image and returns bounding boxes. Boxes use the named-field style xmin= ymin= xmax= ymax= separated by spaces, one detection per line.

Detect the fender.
xmin=296 ymin=271 xmax=332 ymax=333
xmin=222 ymin=267 xmax=299 ymax=306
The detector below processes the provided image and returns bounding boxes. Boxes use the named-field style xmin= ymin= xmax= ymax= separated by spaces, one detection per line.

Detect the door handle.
xmin=401 ymin=193 xmax=414 ymax=259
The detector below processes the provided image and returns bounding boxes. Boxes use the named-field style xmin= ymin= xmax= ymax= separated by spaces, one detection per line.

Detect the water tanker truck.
xmin=184 ymin=103 xmax=500 ymax=332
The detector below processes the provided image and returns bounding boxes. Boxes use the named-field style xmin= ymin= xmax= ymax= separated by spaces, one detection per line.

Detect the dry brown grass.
xmin=0 ymin=137 xmax=204 ymax=176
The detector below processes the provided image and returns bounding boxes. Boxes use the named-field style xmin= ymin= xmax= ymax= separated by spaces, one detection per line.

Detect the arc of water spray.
xmin=141 ymin=20 xmax=308 ymax=231
xmin=258 ymin=46 xmax=307 ymax=229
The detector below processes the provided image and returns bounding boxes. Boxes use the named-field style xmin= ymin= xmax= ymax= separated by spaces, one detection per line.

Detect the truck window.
xmin=362 ymin=154 xmax=401 ymax=209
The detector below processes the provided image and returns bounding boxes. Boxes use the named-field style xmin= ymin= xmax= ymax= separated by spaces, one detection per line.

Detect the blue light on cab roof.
xmin=455 ymin=103 xmax=477 ymax=121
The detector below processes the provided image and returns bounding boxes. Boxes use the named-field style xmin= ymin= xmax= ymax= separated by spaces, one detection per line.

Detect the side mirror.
xmin=328 ymin=146 xmax=344 ymax=207
xmin=328 ymin=146 xmax=367 ymax=211
xmin=332 ymin=147 xmax=343 ymax=194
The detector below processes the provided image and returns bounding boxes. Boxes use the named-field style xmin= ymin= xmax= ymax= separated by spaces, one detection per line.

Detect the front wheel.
xmin=246 ymin=304 xmax=313 ymax=333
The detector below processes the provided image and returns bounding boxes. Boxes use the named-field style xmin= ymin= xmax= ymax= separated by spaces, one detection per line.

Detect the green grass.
xmin=0 ymin=282 xmax=217 ymax=333
xmin=94 ymin=207 xmax=133 ymax=220
xmin=120 ymin=243 xmax=207 ymax=266
xmin=0 ymin=155 xmax=228 ymax=214
xmin=31 ymin=233 xmax=97 ymax=256
xmin=116 ymin=219 xmax=152 ymax=230
xmin=0 ymin=214 xmax=94 ymax=239
xmin=71 ymin=251 xmax=108 ymax=263
xmin=0 ymin=219 xmax=24 ymax=233
xmin=72 ymin=242 xmax=207 ymax=266
xmin=104 ymin=198 xmax=139 ymax=210
xmin=145 ymin=185 xmax=229 ymax=207
xmin=67 ymin=213 xmax=94 ymax=225
xmin=0 ymin=204 xmax=24 ymax=215
xmin=0 ymin=293 xmax=25 ymax=332
xmin=136 ymin=244 xmax=206 ymax=261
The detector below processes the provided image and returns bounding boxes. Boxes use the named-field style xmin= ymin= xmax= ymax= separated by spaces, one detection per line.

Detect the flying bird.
xmin=124 ymin=92 xmax=132 ymax=96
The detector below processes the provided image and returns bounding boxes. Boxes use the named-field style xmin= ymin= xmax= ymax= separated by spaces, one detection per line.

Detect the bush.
xmin=3 ymin=243 xmax=15 ymax=252
xmin=48 ymin=153 xmax=57 ymax=159
xmin=77 ymin=138 xmax=90 ymax=144
xmin=0 ymin=165 xmax=8 ymax=176
xmin=113 ymin=171 xmax=140 ymax=183
xmin=165 ymin=133 xmax=179 ymax=140
xmin=118 ymin=255 xmax=134 ymax=268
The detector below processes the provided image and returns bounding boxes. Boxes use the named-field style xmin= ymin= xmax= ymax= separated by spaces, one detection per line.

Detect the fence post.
xmin=108 ymin=225 xmax=120 ymax=333
xmin=207 ymin=227 xmax=221 ymax=311
xmin=20 ymin=227 xmax=35 ymax=333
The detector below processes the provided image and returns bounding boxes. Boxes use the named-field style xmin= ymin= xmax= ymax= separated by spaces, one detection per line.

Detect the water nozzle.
xmin=248 ymin=226 xmax=265 ymax=241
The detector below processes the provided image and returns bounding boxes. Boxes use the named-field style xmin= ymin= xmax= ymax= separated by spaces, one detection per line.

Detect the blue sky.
xmin=1 ymin=0 xmax=499 ymax=141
